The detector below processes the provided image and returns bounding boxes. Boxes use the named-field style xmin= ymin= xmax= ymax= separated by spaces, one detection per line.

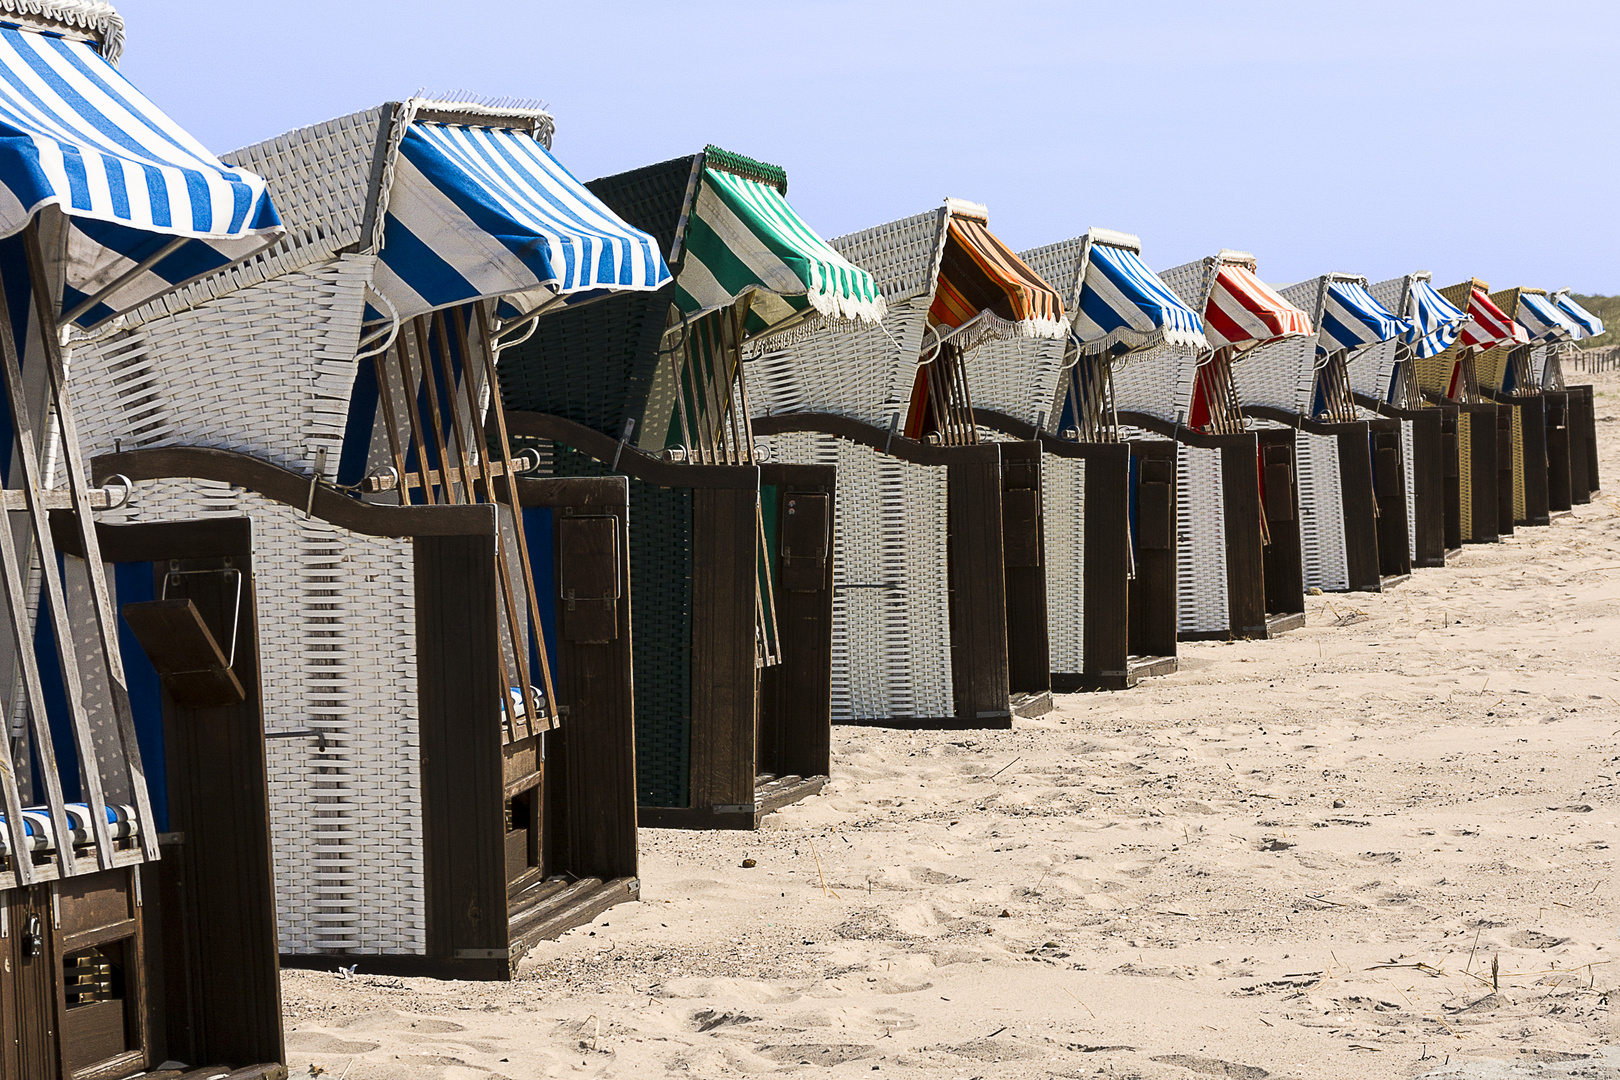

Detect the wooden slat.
xmin=513 ymin=477 xmax=639 ymax=882
xmin=1336 ymin=425 xmax=1382 ymax=592
xmin=1219 ymin=437 xmax=1268 ymax=638
xmin=90 ymin=447 xmax=498 ymax=539
xmin=151 ymin=548 xmax=283 ymax=1065
xmin=1127 ymin=441 xmax=1179 ymax=659
xmin=758 ymin=464 xmax=834 ymax=786
xmin=0 ymin=243 xmax=111 ymax=870
xmin=415 ymin=533 xmax=507 ymax=967
xmin=688 ymin=484 xmax=761 ymax=811
xmin=1081 ymin=443 xmax=1131 ymax=681
xmin=470 ymin=304 xmax=557 ymax=724
xmin=999 ymin=441 xmax=1048 ymax=698
xmin=946 ymin=452 xmax=1011 ymax=720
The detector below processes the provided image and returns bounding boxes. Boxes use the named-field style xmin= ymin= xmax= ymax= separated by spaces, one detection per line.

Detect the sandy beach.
xmin=281 ymin=370 xmax=1620 ymax=1080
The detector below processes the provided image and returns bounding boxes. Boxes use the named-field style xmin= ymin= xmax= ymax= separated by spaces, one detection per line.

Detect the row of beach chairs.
xmin=0 ymin=3 xmax=1604 ymax=1074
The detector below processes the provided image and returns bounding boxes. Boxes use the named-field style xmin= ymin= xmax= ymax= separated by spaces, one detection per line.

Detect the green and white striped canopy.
xmin=674 ymin=148 xmax=886 ymax=337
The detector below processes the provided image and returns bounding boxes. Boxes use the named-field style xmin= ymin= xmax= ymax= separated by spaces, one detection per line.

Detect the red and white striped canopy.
xmin=1204 ymin=263 xmax=1313 ymax=350
xmin=1459 ymin=287 xmax=1530 ymax=351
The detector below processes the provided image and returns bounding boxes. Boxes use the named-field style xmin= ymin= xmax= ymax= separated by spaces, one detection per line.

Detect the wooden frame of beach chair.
xmin=1472 ymin=288 xmax=1553 ymax=527
xmin=501 ymin=147 xmax=882 ymax=826
xmin=970 ymin=229 xmax=1202 ymax=689
xmin=86 ymin=448 xmax=640 ymax=979
xmin=1550 ymin=290 xmax=1604 ymax=503
xmin=67 ymin=99 xmax=668 ymax=978
xmin=749 ymin=199 xmax=1067 ymax=726
xmin=1116 ymin=252 xmax=1310 ymax=641
xmin=1238 ymin=273 xmax=1413 ymax=593
xmin=0 ymin=3 xmax=297 ymax=1071
xmin=1361 ymin=272 xmax=1474 ymax=567
xmin=1421 ymin=281 xmax=1509 ymax=544
xmin=1484 ymin=287 xmax=1595 ymax=525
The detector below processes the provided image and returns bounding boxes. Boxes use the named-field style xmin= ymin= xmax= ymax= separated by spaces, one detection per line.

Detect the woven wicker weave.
xmin=1345 ymin=338 xmax=1400 ymax=401
xmin=98 ymin=481 xmax=424 ymax=956
xmin=1401 ymin=418 xmax=1418 ymax=563
xmin=1 ymin=0 xmax=123 ymax=60
xmin=1109 ymin=341 xmax=1202 ymax=422
xmin=73 ymin=255 xmax=375 ymax=477
xmin=1235 ymin=334 xmax=1318 ymax=415
xmin=1175 ymin=443 xmax=1228 ymax=635
xmin=585 ymin=154 xmax=696 ymax=263
xmin=762 ymin=432 xmax=953 ymax=720
xmin=1041 ymin=454 xmax=1086 ymax=672
xmin=1294 ymin=432 xmax=1348 ymax=591
xmin=1458 ymin=412 xmax=1473 ymax=538
xmin=747 ymin=208 xmax=948 ymax=427
xmin=528 ymin=444 xmax=694 ymax=807
xmin=499 ymin=290 xmax=674 ymax=440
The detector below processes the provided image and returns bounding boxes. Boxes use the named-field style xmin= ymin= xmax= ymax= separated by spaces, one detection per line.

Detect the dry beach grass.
xmin=281 ymin=370 xmax=1620 ymax=1079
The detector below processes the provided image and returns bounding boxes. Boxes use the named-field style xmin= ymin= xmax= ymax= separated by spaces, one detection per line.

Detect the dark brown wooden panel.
xmin=1369 ymin=420 xmax=1412 ymax=579
xmin=947 ymin=454 xmax=1011 ymax=719
xmin=1495 ymin=404 xmax=1515 ymax=538
xmin=1220 ymin=436 xmax=1269 ymax=636
xmin=1080 ymin=442 xmax=1131 ymax=682
xmin=1406 ymin=409 xmax=1447 ymax=566
xmin=1335 ymin=424 xmax=1382 ymax=593
xmin=537 ymin=485 xmax=639 ymax=882
xmin=1517 ymin=397 xmax=1551 ymax=527
xmin=999 ymin=441 xmax=1048 ymax=698
xmin=759 ymin=463 xmax=834 ymax=783
xmin=1545 ymin=390 xmax=1573 ymax=513
xmin=91 ymin=447 xmax=495 ymax=538
xmin=121 ymin=599 xmax=246 ymax=709
xmin=1257 ymin=431 xmax=1304 ymax=616
xmin=1570 ymin=384 xmax=1599 ymax=498
xmin=1128 ymin=442 xmax=1178 ymax=659
xmin=688 ymin=486 xmax=759 ymax=811
xmin=3 ymin=886 xmax=58 ymax=1079
xmin=1463 ymin=404 xmax=1500 ymax=543
xmin=415 ymin=534 xmax=507 ymax=968
xmin=150 ymin=547 xmax=283 ymax=1067
xmin=556 ymin=516 xmax=621 ymax=643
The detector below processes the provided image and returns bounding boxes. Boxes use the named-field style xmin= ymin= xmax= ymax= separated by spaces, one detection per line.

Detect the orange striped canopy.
xmin=928 ymin=214 xmax=1065 ymax=332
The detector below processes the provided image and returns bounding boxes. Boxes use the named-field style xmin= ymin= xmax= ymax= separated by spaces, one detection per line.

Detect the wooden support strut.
xmin=393 ymin=328 xmax=438 ymax=504
xmin=0 ymin=229 xmax=108 ymax=868
xmin=0 ymin=252 xmax=97 ymax=880
xmin=470 ymin=304 xmax=556 ymax=723
xmin=432 ymin=308 xmax=533 ymax=739
xmin=30 ymin=224 xmax=162 ymax=864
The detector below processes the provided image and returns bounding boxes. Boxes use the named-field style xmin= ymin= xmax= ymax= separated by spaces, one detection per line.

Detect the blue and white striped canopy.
xmin=373 ymin=122 xmax=670 ymax=320
xmin=1515 ymin=291 xmax=1580 ymax=342
xmin=1318 ymin=280 xmax=1408 ymax=355
xmin=1071 ymin=240 xmax=1206 ymax=355
xmin=1551 ymin=291 xmax=1604 ymax=340
xmin=0 ymin=25 xmax=282 ymax=325
xmin=1404 ymin=278 xmax=1469 ymax=359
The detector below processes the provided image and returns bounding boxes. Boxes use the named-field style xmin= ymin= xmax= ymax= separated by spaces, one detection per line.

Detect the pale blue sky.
xmin=120 ymin=0 xmax=1620 ymax=292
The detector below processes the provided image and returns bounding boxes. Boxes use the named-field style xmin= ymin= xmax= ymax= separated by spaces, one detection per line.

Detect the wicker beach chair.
xmin=749 ymin=199 xmax=1067 ymax=727
xmin=67 ymin=98 xmax=672 ymax=979
xmin=1117 ymin=252 xmax=1312 ymax=640
xmin=501 ymin=146 xmax=885 ymax=828
xmin=1549 ymin=290 xmax=1605 ymax=501
xmin=1239 ymin=275 xmax=1410 ymax=593
xmin=1476 ymin=287 xmax=1586 ymax=524
xmin=0 ymin=3 xmax=297 ymax=1071
xmin=1418 ymin=281 xmax=1526 ymax=543
xmin=1362 ymin=273 xmax=1472 ymax=566
xmin=974 ymin=229 xmax=1205 ymax=690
